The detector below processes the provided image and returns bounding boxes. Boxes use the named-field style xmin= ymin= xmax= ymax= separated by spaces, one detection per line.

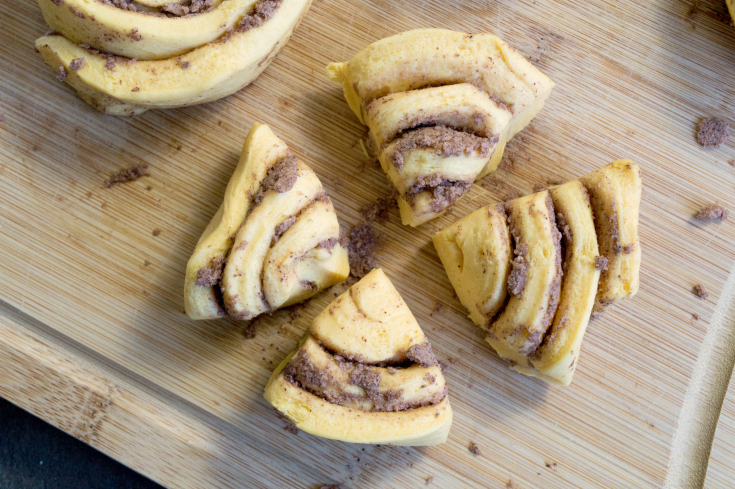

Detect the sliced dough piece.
xmin=264 ymin=268 xmax=452 ymax=446
xmin=579 ymin=160 xmax=641 ymax=305
xmin=184 ymin=123 xmax=348 ymax=320
xmin=38 ymin=0 xmax=253 ymax=60
xmin=35 ymin=0 xmax=312 ymax=116
xmin=433 ymin=203 xmax=512 ymax=327
xmin=310 ymin=269 xmax=427 ymax=363
xmin=487 ymin=191 xmax=562 ymax=365
xmin=511 ymin=180 xmax=600 ymax=385
xmin=327 ymin=28 xmax=552 ymax=225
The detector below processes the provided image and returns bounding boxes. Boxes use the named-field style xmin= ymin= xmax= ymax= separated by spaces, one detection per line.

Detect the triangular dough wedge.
xmin=184 ymin=123 xmax=349 ymax=320
xmin=580 ymin=160 xmax=642 ymax=306
xmin=35 ymin=0 xmax=312 ymax=116
xmin=264 ymin=269 xmax=452 ymax=446
xmin=433 ymin=160 xmax=641 ymax=385
xmin=327 ymin=29 xmax=554 ymax=226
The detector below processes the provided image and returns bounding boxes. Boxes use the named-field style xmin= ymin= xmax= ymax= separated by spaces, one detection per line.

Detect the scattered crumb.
xmin=346 ymin=222 xmax=382 ymax=279
xmin=468 ymin=442 xmax=482 ymax=456
xmin=693 ymin=284 xmax=708 ymax=300
xmin=283 ymin=423 xmax=298 ymax=435
xmin=697 ymin=117 xmax=729 ymax=149
xmin=104 ymin=163 xmax=149 ymax=188
xmin=320 ymin=485 xmax=343 ymax=489
xmin=152 ymin=228 xmax=161 ymax=237
xmin=590 ymin=304 xmax=605 ymax=321
xmin=504 ymin=189 xmax=524 ymax=201
xmin=144 ymin=259 xmax=152 ymax=267
xmin=360 ymin=195 xmax=396 ymax=223
xmin=439 ymin=361 xmax=449 ymax=373
xmin=545 ymin=462 xmax=558 ymax=471
xmin=425 ymin=475 xmax=435 ymax=485
xmin=687 ymin=1 xmax=698 ymax=21
xmin=146 ymin=185 xmax=153 ymax=191
xmin=243 ymin=322 xmax=257 ymax=339
xmin=56 ymin=64 xmax=67 ymax=82
xmin=288 ymin=302 xmax=307 ymax=322
xmin=695 ymin=203 xmax=728 ymax=222
xmin=506 ymin=480 xmax=517 ymax=489
xmin=431 ymin=303 xmax=443 ymax=317
xmin=692 ymin=313 xmax=700 ymax=320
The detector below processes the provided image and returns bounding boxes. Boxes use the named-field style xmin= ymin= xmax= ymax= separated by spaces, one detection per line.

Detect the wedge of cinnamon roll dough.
xmin=327 ymin=29 xmax=553 ymax=226
xmin=579 ymin=159 xmax=641 ymax=306
xmin=264 ymin=269 xmax=452 ymax=446
xmin=433 ymin=160 xmax=641 ymax=384
xmin=184 ymin=123 xmax=348 ymax=320
xmin=35 ymin=0 xmax=312 ymax=115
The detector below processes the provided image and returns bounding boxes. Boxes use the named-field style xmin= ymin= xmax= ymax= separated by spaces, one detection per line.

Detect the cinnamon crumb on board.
xmin=697 ymin=117 xmax=729 ymax=148
xmin=104 ymin=164 xmax=149 ymax=188
xmin=346 ymin=222 xmax=382 ymax=279
xmin=431 ymin=303 xmax=443 ymax=317
xmin=468 ymin=441 xmax=482 ymax=456
xmin=152 ymin=228 xmax=161 ymax=237
xmin=425 ymin=475 xmax=435 ymax=485
xmin=695 ymin=203 xmax=728 ymax=222
xmin=693 ymin=284 xmax=708 ymax=300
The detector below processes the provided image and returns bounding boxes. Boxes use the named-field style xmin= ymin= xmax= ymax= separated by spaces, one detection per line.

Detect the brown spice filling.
xmin=271 ymin=216 xmax=296 ymax=245
xmin=284 ymin=342 xmax=445 ymax=412
xmin=406 ymin=341 xmax=438 ymax=367
xmin=695 ymin=203 xmax=728 ymax=222
xmin=595 ymin=256 xmax=609 ymax=271
xmin=104 ymin=163 xmax=149 ymax=188
xmin=251 ymin=155 xmax=298 ymax=206
xmin=219 ymin=0 xmax=282 ymax=42
xmin=300 ymin=280 xmax=318 ymax=291
xmin=69 ymin=57 xmax=86 ymax=70
xmin=697 ymin=117 xmax=729 ymax=149
xmin=405 ymin=174 xmax=472 ymax=213
xmin=507 ymin=242 xmax=529 ymax=298
xmin=195 ymin=256 xmax=226 ymax=287
xmin=162 ymin=0 xmax=213 ymax=16
xmin=390 ymin=126 xmax=493 ymax=171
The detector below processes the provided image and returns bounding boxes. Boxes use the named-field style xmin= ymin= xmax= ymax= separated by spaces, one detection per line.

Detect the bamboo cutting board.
xmin=2 ymin=0 xmax=735 ymax=487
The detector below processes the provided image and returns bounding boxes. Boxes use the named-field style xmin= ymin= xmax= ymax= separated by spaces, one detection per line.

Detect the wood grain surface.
xmin=2 ymin=0 xmax=735 ymax=488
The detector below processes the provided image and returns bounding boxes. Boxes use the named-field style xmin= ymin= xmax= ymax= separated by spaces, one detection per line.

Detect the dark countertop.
xmin=0 ymin=396 xmax=163 ymax=489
